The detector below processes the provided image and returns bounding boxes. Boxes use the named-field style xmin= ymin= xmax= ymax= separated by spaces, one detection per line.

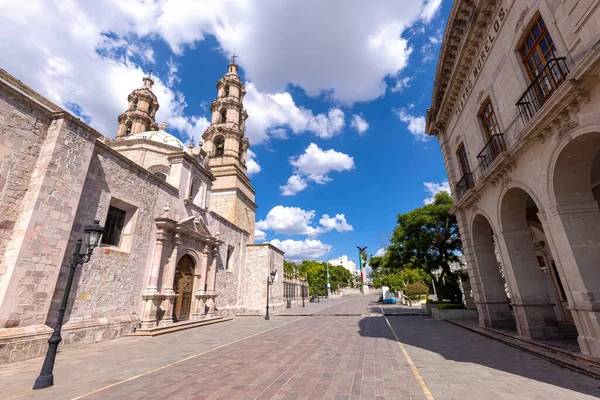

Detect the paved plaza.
xmin=1 ymin=295 xmax=599 ymax=399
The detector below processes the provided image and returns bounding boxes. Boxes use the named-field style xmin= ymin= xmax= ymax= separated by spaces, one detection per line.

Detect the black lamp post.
xmin=265 ymin=270 xmax=277 ymax=320
xmin=302 ymin=278 xmax=306 ymax=307
xmin=33 ymin=220 xmax=104 ymax=390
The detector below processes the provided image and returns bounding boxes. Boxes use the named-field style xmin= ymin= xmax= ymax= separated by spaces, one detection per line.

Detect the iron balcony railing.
xmin=477 ymin=133 xmax=507 ymax=172
xmin=455 ymin=173 xmax=475 ymax=200
xmin=516 ymin=57 xmax=569 ymax=125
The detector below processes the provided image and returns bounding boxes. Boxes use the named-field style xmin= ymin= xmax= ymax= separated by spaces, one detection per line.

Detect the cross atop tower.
xmin=230 ymin=50 xmax=238 ymax=65
xmin=147 ymin=68 xmax=154 ymax=79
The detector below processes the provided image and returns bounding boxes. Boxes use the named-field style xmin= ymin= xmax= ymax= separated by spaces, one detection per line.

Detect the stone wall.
xmin=242 ymin=244 xmax=284 ymax=314
xmin=0 ymin=86 xmax=49 ymax=269
xmin=208 ymin=211 xmax=248 ymax=315
xmin=46 ymin=144 xmax=166 ymax=332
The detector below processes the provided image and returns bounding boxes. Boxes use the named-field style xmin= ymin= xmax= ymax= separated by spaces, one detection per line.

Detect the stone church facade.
xmin=427 ymin=0 xmax=600 ymax=359
xmin=0 ymin=60 xmax=284 ymax=364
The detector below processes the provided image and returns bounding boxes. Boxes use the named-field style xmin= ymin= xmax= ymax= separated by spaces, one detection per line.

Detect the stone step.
xmin=127 ymin=316 xmax=232 ymax=337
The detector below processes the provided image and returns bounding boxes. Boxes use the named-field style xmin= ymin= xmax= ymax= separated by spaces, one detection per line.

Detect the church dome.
xmin=126 ymin=122 xmax=184 ymax=149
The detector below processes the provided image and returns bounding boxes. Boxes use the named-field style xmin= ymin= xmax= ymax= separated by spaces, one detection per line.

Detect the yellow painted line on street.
xmin=380 ymin=306 xmax=435 ymax=400
xmin=72 ymin=317 xmax=306 ymax=399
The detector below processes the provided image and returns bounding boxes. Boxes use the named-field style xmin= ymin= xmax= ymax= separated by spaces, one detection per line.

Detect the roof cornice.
xmin=427 ymin=0 xmax=507 ymax=136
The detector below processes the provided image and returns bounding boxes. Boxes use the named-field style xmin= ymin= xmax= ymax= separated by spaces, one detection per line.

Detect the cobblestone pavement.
xmin=1 ymin=295 xmax=599 ymax=399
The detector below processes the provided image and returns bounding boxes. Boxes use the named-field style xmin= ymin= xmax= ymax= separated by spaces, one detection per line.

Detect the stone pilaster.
xmin=159 ymin=233 xmax=181 ymax=326
xmin=0 ymin=116 xmax=96 ymax=329
xmin=544 ymin=202 xmax=600 ymax=357
xmin=140 ymin=231 xmax=167 ymax=329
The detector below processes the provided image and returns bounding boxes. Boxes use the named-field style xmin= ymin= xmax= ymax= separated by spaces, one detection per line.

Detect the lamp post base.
xmin=33 ymin=373 xmax=54 ymax=390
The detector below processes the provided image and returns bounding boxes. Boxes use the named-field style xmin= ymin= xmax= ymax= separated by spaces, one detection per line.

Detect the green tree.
xmin=389 ymin=192 xmax=462 ymax=302
xmin=328 ymin=264 xmax=353 ymax=292
xmin=299 ymin=260 xmax=327 ymax=297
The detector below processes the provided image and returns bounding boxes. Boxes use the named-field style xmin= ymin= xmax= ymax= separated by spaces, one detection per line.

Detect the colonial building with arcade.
xmin=0 ymin=59 xmax=284 ymax=364
xmin=427 ymin=0 xmax=600 ymax=359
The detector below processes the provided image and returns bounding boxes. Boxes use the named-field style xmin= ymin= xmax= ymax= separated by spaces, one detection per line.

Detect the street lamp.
xmin=302 ymin=278 xmax=306 ymax=307
xmin=326 ymin=263 xmax=331 ymax=298
xmin=33 ymin=220 xmax=104 ymax=390
xmin=265 ymin=270 xmax=277 ymax=320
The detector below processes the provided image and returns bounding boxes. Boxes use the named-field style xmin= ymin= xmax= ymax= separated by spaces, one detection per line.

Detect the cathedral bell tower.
xmin=203 ymin=56 xmax=256 ymax=242
xmin=116 ymin=71 xmax=160 ymax=140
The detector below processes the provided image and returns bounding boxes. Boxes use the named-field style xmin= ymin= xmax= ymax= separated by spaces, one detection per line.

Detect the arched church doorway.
xmin=499 ymin=187 xmax=563 ymax=339
xmin=471 ymin=214 xmax=514 ymax=328
xmin=173 ymin=255 xmax=195 ymax=322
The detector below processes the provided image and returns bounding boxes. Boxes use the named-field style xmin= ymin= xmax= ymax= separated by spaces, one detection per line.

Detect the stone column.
xmin=199 ymin=249 xmax=210 ymax=293
xmin=206 ymin=246 xmax=218 ymax=292
xmin=471 ymin=241 xmax=514 ymax=328
xmin=159 ymin=233 xmax=181 ymax=326
xmin=455 ymin=212 xmax=489 ymax=326
xmin=140 ymin=231 xmax=167 ymax=329
xmin=191 ymin=245 xmax=207 ymax=320
xmin=495 ymin=230 xmax=560 ymax=339
xmin=544 ymin=202 xmax=600 ymax=357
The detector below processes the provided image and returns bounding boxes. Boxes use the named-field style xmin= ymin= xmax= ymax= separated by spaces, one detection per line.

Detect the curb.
xmin=446 ymin=319 xmax=600 ymax=380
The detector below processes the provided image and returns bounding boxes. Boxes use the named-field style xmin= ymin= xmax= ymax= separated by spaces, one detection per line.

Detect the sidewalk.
xmin=0 ymin=317 xmax=303 ymax=400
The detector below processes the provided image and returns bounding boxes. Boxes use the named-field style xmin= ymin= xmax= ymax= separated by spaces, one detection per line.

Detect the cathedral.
xmin=0 ymin=59 xmax=284 ymax=364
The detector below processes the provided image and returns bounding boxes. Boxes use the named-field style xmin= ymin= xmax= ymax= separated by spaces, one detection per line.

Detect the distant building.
xmin=327 ymin=255 xmax=357 ymax=275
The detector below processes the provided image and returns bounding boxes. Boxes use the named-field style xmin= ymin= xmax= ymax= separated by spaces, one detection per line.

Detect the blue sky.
xmin=1 ymin=0 xmax=451 ymax=267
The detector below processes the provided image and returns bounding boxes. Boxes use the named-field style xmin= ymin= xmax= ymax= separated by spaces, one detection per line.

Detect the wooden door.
xmin=173 ymin=255 xmax=195 ymax=322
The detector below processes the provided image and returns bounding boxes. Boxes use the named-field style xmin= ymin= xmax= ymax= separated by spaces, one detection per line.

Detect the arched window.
xmin=220 ymin=109 xmax=227 ymax=124
xmin=224 ymin=85 xmax=230 ymax=97
xmin=125 ymin=120 xmax=132 ymax=136
xmin=155 ymin=172 xmax=167 ymax=181
xmin=148 ymin=104 xmax=153 ymax=116
xmin=214 ymin=136 xmax=225 ymax=156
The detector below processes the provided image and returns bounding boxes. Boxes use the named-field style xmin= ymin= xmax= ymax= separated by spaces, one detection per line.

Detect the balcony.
xmin=516 ymin=57 xmax=570 ymax=125
xmin=477 ymin=133 xmax=507 ymax=172
xmin=455 ymin=173 xmax=474 ymax=200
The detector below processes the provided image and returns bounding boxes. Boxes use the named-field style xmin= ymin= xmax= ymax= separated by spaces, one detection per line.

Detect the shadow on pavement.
xmin=358 ymin=315 xmax=600 ymax=398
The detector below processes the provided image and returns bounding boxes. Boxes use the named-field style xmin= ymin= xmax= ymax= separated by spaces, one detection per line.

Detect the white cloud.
xmin=246 ymin=149 xmax=261 ymax=176
xmin=283 ymin=143 xmax=354 ymax=194
xmin=270 ymin=239 xmax=332 ymax=261
xmin=256 ymin=206 xmax=318 ymax=236
xmin=0 ymin=0 xmax=209 ymax=142
xmin=319 ymin=214 xmax=353 ymax=233
xmin=375 ymin=248 xmax=387 ymax=257
xmin=350 ymin=114 xmax=369 ymax=134
xmin=254 ymin=228 xmax=267 ymax=242
xmin=256 ymin=206 xmax=353 ymax=236
xmin=423 ymin=181 xmax=450 ymax=204
xmin=151 ymin=1 xmax=440 ymax=104
xmin=1 ymin=0 xmax=444 ymax=146
xmin=420 ymin=0 xmax=443 ymax=22
xmin=393 ymin=108 xmax=429 ymax=142
xmin=391 ymin=76 xmax=413 ymax=93
xmin=244 ymin=83 xmax=345 ymax=144
xmin=166 ymin=57 xmax=180 ymax=87
xmin=280 ymin=175 xmax=308 ymax=196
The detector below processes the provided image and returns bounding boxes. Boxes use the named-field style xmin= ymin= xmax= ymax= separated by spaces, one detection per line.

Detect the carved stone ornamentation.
xmin=514 ymin=6 xmax=530 ymax=33
xmin=557 ymin=121 xmax=580 ymax=139
xmin=465 ymin=194 xmax=481 ymax=211
xmin=476 ymin=89 xmax=486 ymax=104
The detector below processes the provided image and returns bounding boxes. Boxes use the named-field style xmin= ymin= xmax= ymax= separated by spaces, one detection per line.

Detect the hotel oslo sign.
xmin=454 ymin=1 xmax=512 ymax=120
